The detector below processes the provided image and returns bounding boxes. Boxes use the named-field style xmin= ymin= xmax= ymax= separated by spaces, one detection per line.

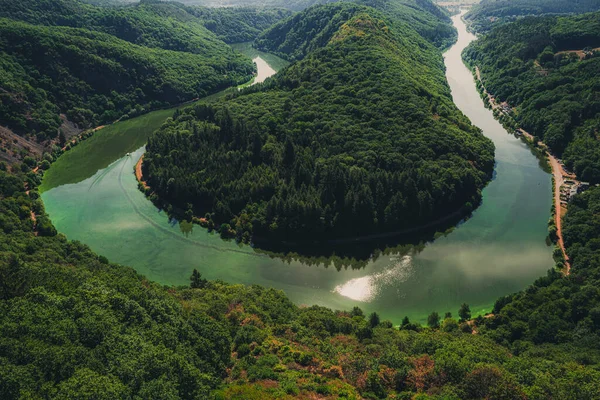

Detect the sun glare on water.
xmin=333 ymin=255 xmax=414 ymax=302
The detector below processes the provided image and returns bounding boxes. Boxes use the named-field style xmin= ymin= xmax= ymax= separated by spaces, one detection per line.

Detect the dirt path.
xmin=548 ymin=155 xmax=571 ymax=273
xmin=514 ymin=128 xmax=572 ymax=273
xmin=555 ymin=47 xmax=600 ymax=60
xmin=135 ymin=154 xmax=149 ymax=189
xmin=475 ymin=67 xmax=501 ymax=111
xmin=475 ymin=66 xmax=572 ymax=274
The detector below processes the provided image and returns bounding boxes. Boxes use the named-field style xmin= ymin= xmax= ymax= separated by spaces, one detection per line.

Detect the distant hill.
xmin=0 ymin=0 xmax=292 ymax=48
xmin=254 ymin=0 xmax=456 ymax=51
xmin=0 ymin=18 xmax=253 ymax=141
xmin=465 ymin=0 xmax=600 ymax=33
xmin=172 ymin=0 xmax=456 ymax=48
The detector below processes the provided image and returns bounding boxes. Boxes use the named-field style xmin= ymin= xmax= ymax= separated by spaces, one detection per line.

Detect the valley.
xmin=3 ymin=1 xmax=600 ymax=398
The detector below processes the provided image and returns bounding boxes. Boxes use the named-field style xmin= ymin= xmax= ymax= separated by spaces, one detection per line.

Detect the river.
xmin=41 ymin=18 xmax=553 ymax=323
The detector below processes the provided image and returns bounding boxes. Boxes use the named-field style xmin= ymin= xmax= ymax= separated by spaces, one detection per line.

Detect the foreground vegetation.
xmin=143 ymin=2 xmax=494 ymax=245
xmin=465 ymin=0 xmax=600 ymax=33
xmin=2 ymin=165 xmax=600 ymax=399
xmin=464 ymin=11 xmax=600 ymax=182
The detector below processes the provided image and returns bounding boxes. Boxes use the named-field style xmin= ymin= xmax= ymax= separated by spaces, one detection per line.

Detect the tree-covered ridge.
xmin=254 ymin=0 xmax=456 ymax=52
xmin=463 ymin=12 xmax=600 ymax=182
xmin=143 ymin=6 xmax=494 ymax=245
xmin=0 ymin=0 xmax=291 ymax=52
xmin=0 ymin=17 xmax=253 ymax=141
xmin=2 ymin=168 xmax=600 ymax=399
xmin=465 ymin=0 xmax=600 ymax=33
xmin=254 ymin=2 xmax=368 ymax=61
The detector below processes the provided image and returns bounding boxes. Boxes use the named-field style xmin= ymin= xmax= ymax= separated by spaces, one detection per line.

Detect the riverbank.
xmin=135 ymin=154 xmax=149 ymax=190
xmin=473 ymin=66 xmax=572 ymax=273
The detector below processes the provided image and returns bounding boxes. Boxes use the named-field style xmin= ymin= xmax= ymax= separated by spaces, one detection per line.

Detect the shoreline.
xmin=474 ymin=66 xmax=571 ymax=274
xmin=133 ymin=152 xmax=474 ymax=249
xmin=135 ymin=153 xmax=149 ymax=190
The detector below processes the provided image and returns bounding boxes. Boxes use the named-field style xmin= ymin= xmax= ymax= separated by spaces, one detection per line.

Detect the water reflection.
xmin=333 ymin=255 xmax=414 ymax=301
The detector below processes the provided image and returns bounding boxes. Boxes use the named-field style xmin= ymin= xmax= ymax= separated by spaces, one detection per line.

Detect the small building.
xmin=569 ymin=186 xmax=578 ymax=200
xmin=578 ymin=182 xmax=590 ymax=193
xmin=568 ymin=182 xmax=590 ymax=202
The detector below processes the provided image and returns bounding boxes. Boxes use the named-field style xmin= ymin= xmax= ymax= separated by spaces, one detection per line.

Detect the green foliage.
xmin=427 ymin=311 xmax=440 ymax=328
xmin=458 ymin=303 xmax=471 ymax=321
xmin=0 ymin=0 xmax=291 ymax=50
xmin=144 ymin=4 xmax=494 ymax=245
xmin=0 ymin=0 xmax=257 ymax=140
xmin=465 ymin=0 xmax=600 ymax=33
xmin=255 ymin=0 xmax=456 ymax=54
xmin=185 ymin=6 xmax=294 ymax=43
xmin=190 ymin=268 xmax=208 ymax=288
xmin=464 ymin=12 xmax=600 ymax=182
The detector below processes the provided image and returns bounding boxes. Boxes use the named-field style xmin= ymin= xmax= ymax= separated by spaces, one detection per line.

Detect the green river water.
xmin=41 ymin=17 xmax=553 ymax=323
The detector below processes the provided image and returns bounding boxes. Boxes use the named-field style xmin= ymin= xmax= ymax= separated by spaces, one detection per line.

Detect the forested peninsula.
xmin=464 ymin=11 xmax=600 ymax=182
xmin=142 ymin=2 xmax=495 ymax=245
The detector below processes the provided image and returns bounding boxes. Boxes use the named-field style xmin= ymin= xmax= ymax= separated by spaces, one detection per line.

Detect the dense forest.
xmin=0 ymin=0 xmax=292 ymax=46
xmin=465 ymin=0 xmax=600 ymax=33
xmin=143 ymin=3 xmax=494 ymax=245
xmin=463 ymin=12 xmax=600 ymax=182
xmin=254 ymin=0 xmax=455 ymax=60
xmin=165 ymin=0 xmax=456 ymax=49
xmin=2 ymin=165 xmax=600 ymax=399
xmin=253 ymin=0 xmax=456 ymax=51
xmin=0 ymin=18 xmax=253 ymax=141
xmin=0 ymin=0 xmax=292 ymax=147
xmin=3 ymin=1 xmax=600 ymax=398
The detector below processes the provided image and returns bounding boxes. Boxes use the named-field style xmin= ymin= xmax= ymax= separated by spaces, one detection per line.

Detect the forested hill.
xmin=0 ymin=18 xmax=253 ymax=141
xmin=0 ymin=0 xmax=294 ymax=148
xmin=143 ymin=4 xmax=495 ymax=246
xmin=463 ymin=12 xmax=600 ymax=182
xmin=255 ymin=0 xmax=455 ymax=60
xmin=465 ymin=0 xmax=600 ymax=33
xmin=175 ymin=0 xmax=456 ymax=48
xmin=0 ymin=0 xmax=292 ymax=46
